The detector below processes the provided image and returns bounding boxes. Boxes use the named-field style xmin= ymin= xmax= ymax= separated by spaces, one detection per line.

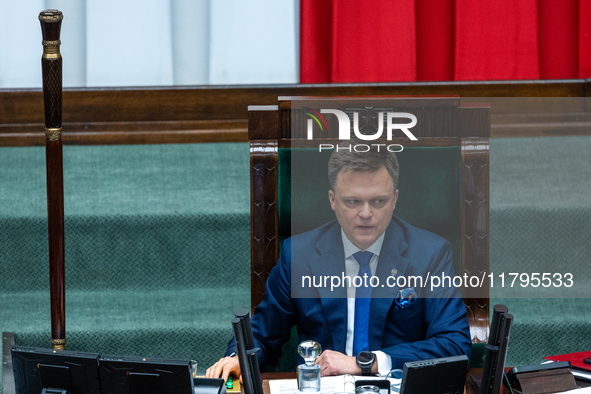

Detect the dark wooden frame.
xmin=249 ymin=97 xmax=490 ymax=344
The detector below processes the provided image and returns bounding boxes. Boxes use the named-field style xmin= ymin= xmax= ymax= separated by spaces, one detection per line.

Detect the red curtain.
xmin=300 ymin=0 xmax=591 ymax=83
xmin=580 ymin=0 xmax=591 ymax=78
xmin=538 ymin=0 xmax=579 ymax=79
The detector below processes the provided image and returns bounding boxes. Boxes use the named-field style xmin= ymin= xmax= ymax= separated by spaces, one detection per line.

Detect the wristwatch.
xmin=356 ymin=351 xmax=376 ymax=376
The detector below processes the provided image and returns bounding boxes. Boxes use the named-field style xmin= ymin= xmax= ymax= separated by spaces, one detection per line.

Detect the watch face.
xmin=357 ymin=352 xmax=374 ymax=364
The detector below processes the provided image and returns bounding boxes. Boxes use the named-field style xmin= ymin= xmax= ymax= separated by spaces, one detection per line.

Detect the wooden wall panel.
xmin=249 ymin=107 xmax=279 ymax=313
xmin=461 ymin=137 xmax=490 ymax=343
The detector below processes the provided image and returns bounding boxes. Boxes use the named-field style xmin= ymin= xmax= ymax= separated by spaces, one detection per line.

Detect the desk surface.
xmin=259 ymin=370 xmax=591 ymax=394
xmin=258 ymin=368 xmax=591 ymax=394
xmin=260 ymin=369 xmax=483 ymax=394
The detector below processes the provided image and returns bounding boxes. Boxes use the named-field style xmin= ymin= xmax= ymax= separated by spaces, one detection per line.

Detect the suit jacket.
xmin=227 ymin=217 xmax=472 ymax=370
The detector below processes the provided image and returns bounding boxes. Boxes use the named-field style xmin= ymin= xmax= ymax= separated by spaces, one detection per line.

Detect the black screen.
xmin=480 ymin=304 xmax=513 ymax=394
xmin=98 ymin=355 xmax=193 ymax=394
xmin=12 ymin=347 xmax=101 ymax=394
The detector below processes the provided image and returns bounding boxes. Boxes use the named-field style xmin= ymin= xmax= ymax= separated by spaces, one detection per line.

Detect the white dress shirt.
xmin=341 ymin=229 xmax=392 ymax=376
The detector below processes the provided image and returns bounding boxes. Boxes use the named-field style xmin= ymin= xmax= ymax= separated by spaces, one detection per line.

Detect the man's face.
xmin=329 ymin=167 xmax=398 ymax=250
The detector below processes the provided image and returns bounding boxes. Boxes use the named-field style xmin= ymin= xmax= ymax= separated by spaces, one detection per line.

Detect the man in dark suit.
xmin=206 ymin=143 xmax=471 ymax=380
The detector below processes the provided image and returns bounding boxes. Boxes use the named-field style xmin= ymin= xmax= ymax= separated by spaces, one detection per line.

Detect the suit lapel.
xmin=309 ymin=223 xmax=348 ymax=353
xmin=369 ymin=220 xmax=410 ymax=350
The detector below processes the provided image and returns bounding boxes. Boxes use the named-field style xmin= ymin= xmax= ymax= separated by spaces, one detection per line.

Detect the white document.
xmin=555 ymin=388 xmax=591 ymax=393
xmin=268 ymin=375 xmax=400 ymax=394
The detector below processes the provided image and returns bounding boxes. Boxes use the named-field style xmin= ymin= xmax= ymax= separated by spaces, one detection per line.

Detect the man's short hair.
xmin=328 ymin=140 xmax=399 ymax=191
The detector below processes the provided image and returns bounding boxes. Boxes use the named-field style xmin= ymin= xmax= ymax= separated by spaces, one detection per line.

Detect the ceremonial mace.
xmin=39 ymin=9 xmax=66 ymax=351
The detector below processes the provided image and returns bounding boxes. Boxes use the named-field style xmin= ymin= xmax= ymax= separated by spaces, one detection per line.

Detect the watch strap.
xmin=362 ymin=365 xmax=372 ymax=375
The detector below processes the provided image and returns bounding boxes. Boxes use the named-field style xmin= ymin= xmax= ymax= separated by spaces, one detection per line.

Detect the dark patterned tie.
xmin=353 ymin=251 xmax=373 ymax=355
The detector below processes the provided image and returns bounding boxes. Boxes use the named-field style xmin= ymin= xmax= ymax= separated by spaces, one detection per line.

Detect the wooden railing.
xmin=1 ymin=79 xmax=590 ymax=146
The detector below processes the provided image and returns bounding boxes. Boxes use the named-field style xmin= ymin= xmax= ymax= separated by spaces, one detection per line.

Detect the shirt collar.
xmin=341 ymin=228 xmax=385 ymax=259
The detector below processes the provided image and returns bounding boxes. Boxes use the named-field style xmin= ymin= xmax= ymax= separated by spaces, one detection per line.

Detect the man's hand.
xmin=205 ymin=356 xmax=241 ymax=383
xmin=314 ymin=350 xmax=359 ymax=376
xmin=315 ymin=350 xmax=380 ymax=376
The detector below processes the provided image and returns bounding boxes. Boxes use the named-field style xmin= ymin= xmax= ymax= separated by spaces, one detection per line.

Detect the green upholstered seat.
xmin=489 ymin=136 xmax=591 ymax=368
xmin=0 ymin=288 xmax=247 ymax=360
xmin=0 ymin=143 xmax=251 ymax=388
xmin=490 ymin=298 xmax=591 ymax=367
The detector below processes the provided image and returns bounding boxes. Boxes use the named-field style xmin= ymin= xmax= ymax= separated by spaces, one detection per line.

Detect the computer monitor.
xmin=232 ymin=309 xmax=263 ymax=394
xmin=98 ymin=355 xmax=193 ymax=394
xmin=479 ymin=304 xmax=513 ymax=394
xmin=400 ymin=355 xmax=469 ymax=394
xmin=11 ymin=346 xmax=101 ymax=394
